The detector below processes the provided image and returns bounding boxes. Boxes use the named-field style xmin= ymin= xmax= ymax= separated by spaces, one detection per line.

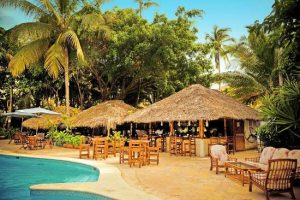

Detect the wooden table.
xmin=225 ymin=161 xmax=260 ymax=186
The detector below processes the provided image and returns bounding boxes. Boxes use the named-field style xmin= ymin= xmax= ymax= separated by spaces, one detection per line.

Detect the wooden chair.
xmin=175 ymin=137 xmax=183 ymax=155
xmin=148 ymin=146 xmax=159 ymax=165
xmin=249 ymin=159 xmax=297 ymax=200
xmin=36 ymin=133 xmax=46 ymax=149
xmin=13 ymin=132 xmax=21 ymax=144
xmin=79 ymin=136 xmax=90 ymax=159
xmin=155 ymin=137 xmax=162 ymax=151
xmin=129 ymin=140 xmax=143 ymax=168
xmin=141 ymin=140 xmax=150 ymax=165
xmin=169 ymin=136 xmax=176 ymax=156
xmin=182 ymin=139 xmax=191 ymax=156
xmin=19 ymin=133 xmax=28 ymax=149
xmin=227 ymin=136 xmax=235 ymax=154
xmin=27 ymin=136 xmax=38 ymax=150
xmin=115 ymin=139 xmax=124 ymax=153
xmin=93 ymin=137 xmax=108 ymax=160
xmin=209 ymin=144 xmax=237 ymax=174
xmin=119 ymin=143 xmax=129 ymax=164
xmin=107 ymin=140 xmax=116 ymax=157
xmin=189 ymin=136 xmax=196 ymax=156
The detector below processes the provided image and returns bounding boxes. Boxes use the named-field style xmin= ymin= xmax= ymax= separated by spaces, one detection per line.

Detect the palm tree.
xmin=217 ymin=26 xmax=285 ymax=106
xmin=134 ymin=0 xmax=158 ymax=17
xmin=0 ymin=0 xmax=87 ymax=116
xmin=205 ymin=26 xmax=234 ymax=90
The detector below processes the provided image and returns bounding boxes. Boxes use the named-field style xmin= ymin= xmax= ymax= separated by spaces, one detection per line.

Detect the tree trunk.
xmin=215 ymin=51 xmax=221 ymax=90
xmin=278 ymin=71 xmax=283 ymax=86
xmin=5 ymin=86 xmax=13 ymax=128
xmin=64 ymin=62 xmax=70 ymax=116
xmin=135 ymin=79 xmax=141 ymax=106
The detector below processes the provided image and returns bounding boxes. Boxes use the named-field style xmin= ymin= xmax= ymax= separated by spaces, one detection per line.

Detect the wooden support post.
xmin=149 ymin=123 xmax=152 ymax=135
xmin=169 ymin=121 xmax=174 ymax=136
xmin=21 ymin=117 xmax=23 ymax=132
xmin=199 ymin=119 xmax=204 ymax=138
xmin=130 ymin=123 xmax=133 ymax=138
xmin=224 ymin=118 xmax=227 ymax=137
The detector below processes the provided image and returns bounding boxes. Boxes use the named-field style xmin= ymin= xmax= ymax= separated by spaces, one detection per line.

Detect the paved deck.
xmin=0 ymin=139 xmax=299 ymax=200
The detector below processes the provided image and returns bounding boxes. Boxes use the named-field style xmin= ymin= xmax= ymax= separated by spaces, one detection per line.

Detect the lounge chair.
xmin=249 ymin=159 xmax=297 ymax=200
xmin=209 ymin=144 xmax=237 ymax=174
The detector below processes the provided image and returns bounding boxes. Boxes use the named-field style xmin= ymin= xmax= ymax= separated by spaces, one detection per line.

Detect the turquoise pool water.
xmin=0 ymin=155 xmax=109 ymax=200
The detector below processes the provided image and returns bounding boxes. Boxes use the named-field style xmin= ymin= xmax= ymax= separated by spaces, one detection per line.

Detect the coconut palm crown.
xmin=0 ymin=0 xmax=99 ymax=115
xmin=205 ymin=25 xmax=234 ymax=90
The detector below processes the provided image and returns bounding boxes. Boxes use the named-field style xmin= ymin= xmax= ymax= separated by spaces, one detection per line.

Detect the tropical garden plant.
xmin=257 ymin=81 xmax=300 ymax=148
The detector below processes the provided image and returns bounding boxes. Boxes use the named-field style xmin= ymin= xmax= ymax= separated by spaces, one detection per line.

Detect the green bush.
xmin=0 ymin=127 xmax=18 ymax=139
xmin=258 ymin=81 xmax=300 ymax=148
xmin=70 ymin=135 xmax=81 ymax=147
xmin=46 ymin=128 xmax=83 ymax=147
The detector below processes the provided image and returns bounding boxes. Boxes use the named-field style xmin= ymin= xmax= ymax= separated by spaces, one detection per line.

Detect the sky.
xmin=0 ymin=0 xmax=274 ymax=42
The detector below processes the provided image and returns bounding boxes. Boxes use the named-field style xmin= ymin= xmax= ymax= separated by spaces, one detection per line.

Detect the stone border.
xmin=0 ymin=151 xmax=159 ymax=200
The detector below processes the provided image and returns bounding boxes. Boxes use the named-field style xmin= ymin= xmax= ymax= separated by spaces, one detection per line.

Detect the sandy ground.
xmin=0 ymin=139 xmax=299 ymax=200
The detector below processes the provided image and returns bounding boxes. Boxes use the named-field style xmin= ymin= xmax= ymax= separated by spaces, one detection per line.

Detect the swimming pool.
xmin=0 ymin=155 xmax=109 ymax=200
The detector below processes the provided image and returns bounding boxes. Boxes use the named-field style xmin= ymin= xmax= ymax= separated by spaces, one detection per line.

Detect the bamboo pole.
xmin=224 ymin=118 xmax=227 ymax=137
xmin=169 ymin=121 xmax=174 ymax=136
xmin=130 ymin=123 xmax=133 ymax=138
xmin=199 ymin=119 xmax=204 ymax=138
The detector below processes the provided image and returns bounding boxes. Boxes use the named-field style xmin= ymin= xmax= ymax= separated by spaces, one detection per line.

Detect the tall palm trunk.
xmin=64 ymin=49 xmax=70 ymax=116
xmin=215 ymin=51 xmax=221 ymax=90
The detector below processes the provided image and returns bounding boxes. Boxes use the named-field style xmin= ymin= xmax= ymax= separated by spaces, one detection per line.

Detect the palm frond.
xmin=58 ymin=30 xmax=84 ymax=61
xmin=9 ymin=39 xmax=50 ymax=76
xmin=217 ymin=71 xmax=266 ymax=103
xmin=8 ymin=22 xmax=56 ymax=46
xmin=44 ymin=42 xmax=67 ymax=78
xmin=0 ymin=0 xmax=47 ymax=17
xmin=144 ymin=1 xmax=159 ymax=9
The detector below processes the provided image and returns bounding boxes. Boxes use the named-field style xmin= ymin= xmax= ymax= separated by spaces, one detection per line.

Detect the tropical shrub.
xmin=70 ymin=135 xmax=81 ymax=147
xmin=257 ymin=81 xmax=300 ymax=148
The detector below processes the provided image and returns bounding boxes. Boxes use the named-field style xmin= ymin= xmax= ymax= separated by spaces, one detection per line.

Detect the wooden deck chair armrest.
xmin=245 ymin=157 xmax=260 ymax=162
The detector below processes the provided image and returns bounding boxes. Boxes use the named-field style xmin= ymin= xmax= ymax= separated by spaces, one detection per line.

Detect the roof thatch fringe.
xmin=124 ymin=84 xmax=260 ymax=123
xmin=72 ymin=100 xmax=136 ymax=129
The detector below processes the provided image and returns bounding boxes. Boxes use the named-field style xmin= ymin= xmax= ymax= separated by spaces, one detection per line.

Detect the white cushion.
xmin=272 ymin=148 xmax=289 ymax=159
xmin=288 ymin=150 xmax=300 ymax=167
xmin=259 ymin=147 xmax=276 ymax=165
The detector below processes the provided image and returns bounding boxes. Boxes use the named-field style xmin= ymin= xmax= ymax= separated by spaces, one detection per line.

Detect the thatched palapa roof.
xmin=72 ymin=100 xmax=136 ymax=129
xmin=22 ymin=106 xmax=81 ymax=129
xmin=125 ymin=84 xmax=260 ymax=123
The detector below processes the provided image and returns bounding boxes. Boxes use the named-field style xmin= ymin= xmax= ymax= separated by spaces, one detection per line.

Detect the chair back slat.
xmin=266 ymin=159 xmax=297 ymax=190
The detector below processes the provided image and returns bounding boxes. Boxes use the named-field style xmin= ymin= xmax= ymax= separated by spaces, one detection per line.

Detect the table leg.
xmin=242 ymin=170 xmax=244 ymax=186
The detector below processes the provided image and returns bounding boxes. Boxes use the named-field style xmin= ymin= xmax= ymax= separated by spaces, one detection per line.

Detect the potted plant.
xmin=70 ymin=135 xmax=81 ymax=149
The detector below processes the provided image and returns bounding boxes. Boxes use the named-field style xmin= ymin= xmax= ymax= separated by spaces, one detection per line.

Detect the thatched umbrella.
xmin=22 ymin=106 xmax=81 ymax=130
xmin=72 ymin=100 xmax=136 ymax=130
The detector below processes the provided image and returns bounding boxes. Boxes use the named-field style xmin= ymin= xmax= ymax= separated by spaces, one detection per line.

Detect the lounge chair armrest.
xmin=245 ymin=157 xmax=260 ymax=162
xmin=248 ymin=170 xmax=267 ymax=180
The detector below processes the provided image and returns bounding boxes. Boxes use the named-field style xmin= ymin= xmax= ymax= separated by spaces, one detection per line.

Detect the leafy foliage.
xmin=257 ymin=81 xmax=300 ymax=148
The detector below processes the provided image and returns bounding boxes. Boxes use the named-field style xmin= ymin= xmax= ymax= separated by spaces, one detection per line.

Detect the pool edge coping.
xmin=0 ymin=151 xmax=160 ymax=200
